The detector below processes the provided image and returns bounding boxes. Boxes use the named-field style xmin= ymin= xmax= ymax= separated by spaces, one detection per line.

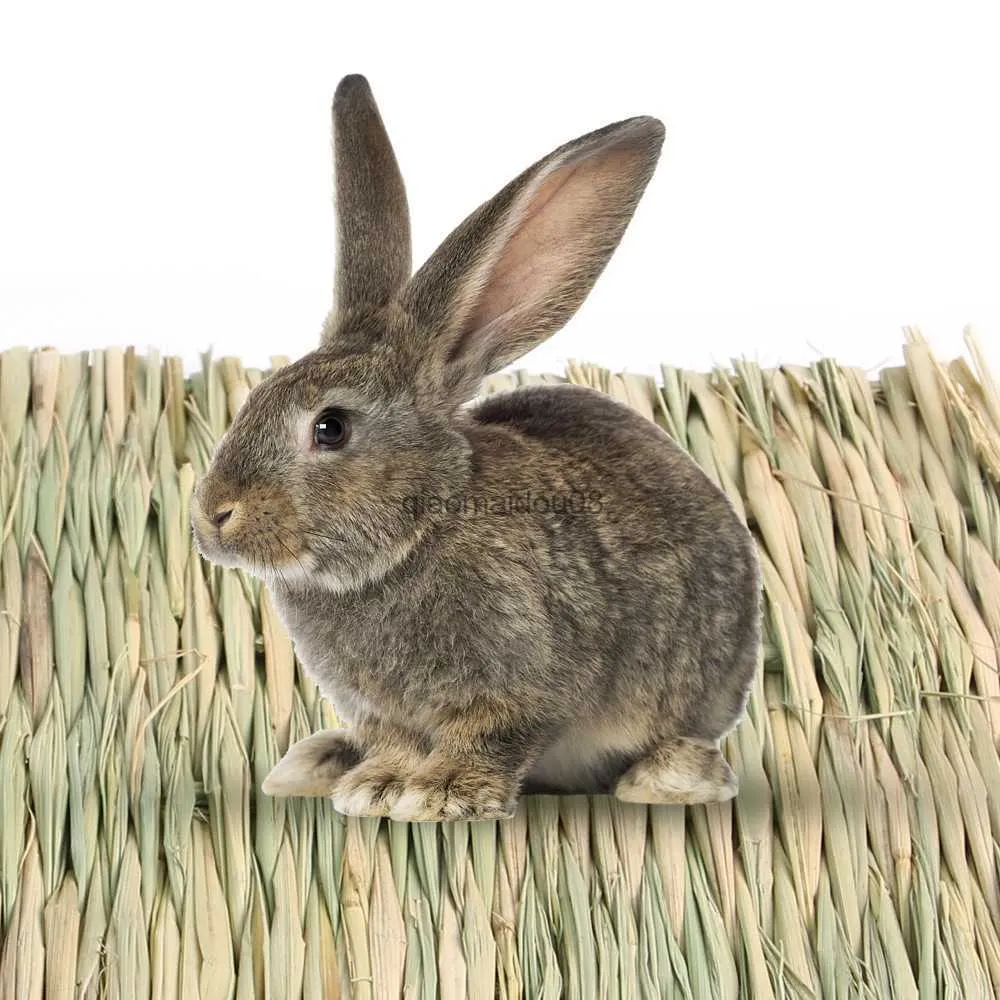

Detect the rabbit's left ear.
xmin=324 ymin=75 xmax=412 ymax=339
xmin=401 ymin=115 xmax=664 ymax=404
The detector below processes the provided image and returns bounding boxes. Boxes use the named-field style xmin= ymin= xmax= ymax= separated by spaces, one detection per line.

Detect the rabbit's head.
xmin=192 ymin=75 xmax=664 ymax=592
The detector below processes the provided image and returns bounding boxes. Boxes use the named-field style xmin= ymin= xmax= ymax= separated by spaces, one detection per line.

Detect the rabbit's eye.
xmin=313 ymin=409 xmax=351 ymax=450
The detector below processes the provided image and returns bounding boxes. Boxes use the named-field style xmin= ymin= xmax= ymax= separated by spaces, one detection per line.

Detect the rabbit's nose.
xmin=213 ymin=502 xmax=238 ymax=528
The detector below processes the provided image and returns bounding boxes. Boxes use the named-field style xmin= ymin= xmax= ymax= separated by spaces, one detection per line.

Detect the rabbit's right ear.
xmin=323 ymin=75 xmax=412 ymax=341
xmin=401 ymin=115 xmax=664 ymax=404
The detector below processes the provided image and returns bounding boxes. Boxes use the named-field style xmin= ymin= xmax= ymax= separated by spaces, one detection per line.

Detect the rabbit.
xmin=191 ymin=74 xmax=761 ymax=822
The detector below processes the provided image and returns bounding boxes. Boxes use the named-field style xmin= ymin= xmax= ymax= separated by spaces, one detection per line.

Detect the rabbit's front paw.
xmin=389 ymin=769 xmax=517 ymax=822
xmin=330 ymin=760 xmax=408 ymax=817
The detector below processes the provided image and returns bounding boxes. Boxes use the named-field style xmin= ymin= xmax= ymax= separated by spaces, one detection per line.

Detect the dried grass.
xmin=0 ymin=329 xmax=998 ymax=997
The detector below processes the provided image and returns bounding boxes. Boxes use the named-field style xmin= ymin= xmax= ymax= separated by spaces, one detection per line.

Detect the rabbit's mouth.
xmin=190 ymin=478 xmax=314 ymax=582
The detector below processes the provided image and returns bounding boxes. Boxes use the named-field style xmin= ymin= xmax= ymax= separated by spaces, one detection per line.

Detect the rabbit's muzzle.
xmin=191 ymin=472 xmax=308 ymax=577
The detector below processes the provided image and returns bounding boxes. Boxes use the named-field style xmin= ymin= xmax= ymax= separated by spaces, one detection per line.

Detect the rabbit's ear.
xmin=401 ymin=115 xmax=664 ymax=402
xmin=324 ymin=75 xmax=411 ymax=338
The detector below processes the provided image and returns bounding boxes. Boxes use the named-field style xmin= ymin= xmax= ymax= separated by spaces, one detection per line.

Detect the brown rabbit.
xmin=191 ymin=74 xmax=761 ymax=821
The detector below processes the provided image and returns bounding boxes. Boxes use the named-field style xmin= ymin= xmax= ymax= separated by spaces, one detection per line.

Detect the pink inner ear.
xmin=458 ymin=144 xmax=644 ymax=347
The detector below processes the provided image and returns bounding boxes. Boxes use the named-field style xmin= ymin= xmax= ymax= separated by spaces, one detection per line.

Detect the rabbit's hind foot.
xmin=614 ymin=736 xmax=737 ymax=806
xmin=262 ymin=729 xmax=363 ymax=797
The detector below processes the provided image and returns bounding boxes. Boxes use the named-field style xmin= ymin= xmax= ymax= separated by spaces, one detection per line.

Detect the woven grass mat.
xmin=1 ymin=331 xmax=999 ymax=998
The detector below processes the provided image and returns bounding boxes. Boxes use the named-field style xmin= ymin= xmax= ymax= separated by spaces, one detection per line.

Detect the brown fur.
xmin=192 ymin=75 xmax=761 ymax=820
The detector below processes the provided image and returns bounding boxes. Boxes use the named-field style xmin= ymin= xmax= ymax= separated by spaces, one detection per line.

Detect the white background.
xmin=1 ymin=1 xmax=998 ymax=377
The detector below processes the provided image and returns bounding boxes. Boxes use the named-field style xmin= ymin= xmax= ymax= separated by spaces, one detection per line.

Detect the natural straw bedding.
xmin=0 ymin=329 xmax=998 ymax=998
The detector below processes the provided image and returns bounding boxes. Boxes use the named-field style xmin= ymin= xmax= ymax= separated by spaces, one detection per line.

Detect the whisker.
xmin=274 ymin=533 xmax=310 ymax=581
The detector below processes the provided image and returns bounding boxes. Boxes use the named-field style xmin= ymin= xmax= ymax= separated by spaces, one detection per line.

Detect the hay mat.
xmin=1 ymin=330 xmax=999 ymax=999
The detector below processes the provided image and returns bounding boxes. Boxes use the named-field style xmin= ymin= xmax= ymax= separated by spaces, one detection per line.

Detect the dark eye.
xmin=313 ymin=408 xmax=351 ymax=450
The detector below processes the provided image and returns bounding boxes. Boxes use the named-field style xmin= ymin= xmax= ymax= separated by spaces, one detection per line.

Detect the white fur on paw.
xmin=260 ymin=729 xmax=358 ymax=798
xmin=263 ymin=753 xmax=335 ymax=797
xmin=330 ymin=769 xmax=404 ymax=817
xmin=388 ymin=787 xmax=437 ymax=822
xmin=617 ymin=764 xmax=738 ymax=806
xmin=261 ymin=760 xmax=306 ymax=797
xmin=331 ymin=785 xmax=381 ymax=817
xmin=389 ymin=784 xmax=512 ymax=823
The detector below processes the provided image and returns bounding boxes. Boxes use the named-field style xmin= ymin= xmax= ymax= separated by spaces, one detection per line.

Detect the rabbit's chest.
xmin=269 ymin=565 xmax=551 ymax=730
xmin=271 ymin=584 xmax=463 ymax=720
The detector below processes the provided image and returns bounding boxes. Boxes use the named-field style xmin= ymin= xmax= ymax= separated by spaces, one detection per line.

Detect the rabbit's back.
xmin=468 ymin=382 xmax=743 ymax=568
